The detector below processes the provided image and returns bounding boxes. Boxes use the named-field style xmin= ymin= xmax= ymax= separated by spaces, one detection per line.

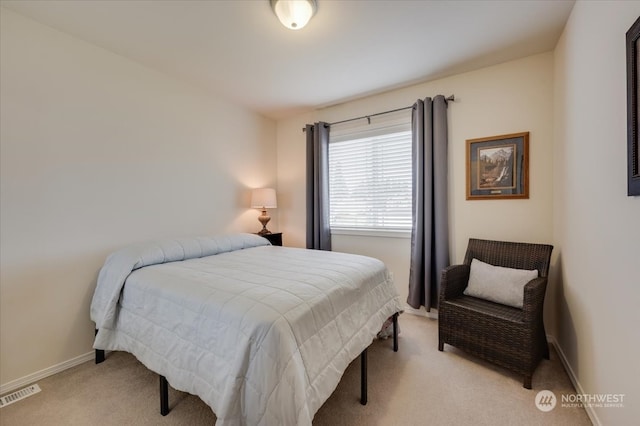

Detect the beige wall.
xmin=276 ymin=3 xmax=640 ymax=424
xmin=0 ymin=9 xmax=276 ymax=387
xmin=4 ymin=3 xmax=639 ymax=423
xmin=276 ymin=53 xmax=555 ymax=314
xmin=553 ymin=1 xmax=640 ymax=424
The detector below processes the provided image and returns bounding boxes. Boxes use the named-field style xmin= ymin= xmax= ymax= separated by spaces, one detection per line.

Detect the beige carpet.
xmin=0 ymin=314 xmax=591 ymax=425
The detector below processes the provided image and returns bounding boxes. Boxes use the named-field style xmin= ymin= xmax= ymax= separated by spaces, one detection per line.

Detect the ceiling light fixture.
xmin=270 ymin=0 xmax=317 ymax=30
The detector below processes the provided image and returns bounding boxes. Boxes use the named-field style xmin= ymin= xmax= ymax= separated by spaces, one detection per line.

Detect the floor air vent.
xmin=0 ymin=384 xmax=41 ymax=408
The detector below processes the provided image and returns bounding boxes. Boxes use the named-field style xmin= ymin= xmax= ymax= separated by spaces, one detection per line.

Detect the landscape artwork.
xmin=477 ymin=145 xmax=515 ymax=190
xmin=466 ymin=132 xmax=529 ymax=200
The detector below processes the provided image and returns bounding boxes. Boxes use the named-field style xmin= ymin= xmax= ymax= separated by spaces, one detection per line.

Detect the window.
xmin=329 ymin=120 xmax=412 ymax=233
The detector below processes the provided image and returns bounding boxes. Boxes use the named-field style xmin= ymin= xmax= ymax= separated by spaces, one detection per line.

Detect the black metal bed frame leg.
xmin=94 ymin=329 xmax=105 ymax=364
xmin=160 ymin=375 xmax=170 ymax=416
xmin=360 ymin=348 xmax=367 ymax=405
xmin=359 ymin=312 xmax=398 ymax=406
xmin=392 ymin=312 xmax=399 ymax=352
xmin=103 ymin=313 xmax=400 ymax=413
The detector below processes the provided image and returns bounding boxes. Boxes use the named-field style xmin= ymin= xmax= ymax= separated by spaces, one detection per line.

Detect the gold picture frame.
xmin=466 ymin=132 xmax=529 ymax=200
xmin=627 ymin=16 xmax=640 ymax=196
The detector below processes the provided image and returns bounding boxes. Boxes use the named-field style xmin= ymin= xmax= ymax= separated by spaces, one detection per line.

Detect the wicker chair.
xmin=438 ymin=238 xmax=553 ymax=389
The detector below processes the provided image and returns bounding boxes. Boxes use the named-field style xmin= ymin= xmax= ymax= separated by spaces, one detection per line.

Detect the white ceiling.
xmin=2 ymin=0 xmax=575 ymax=120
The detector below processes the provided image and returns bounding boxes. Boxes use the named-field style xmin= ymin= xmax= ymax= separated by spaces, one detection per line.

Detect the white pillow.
xmin=463 ymin=258 xmax=538 ymax=308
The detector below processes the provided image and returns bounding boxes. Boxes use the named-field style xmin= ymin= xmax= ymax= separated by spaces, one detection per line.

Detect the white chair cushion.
xmin=463 ymin=258 xmax=538 ymax=308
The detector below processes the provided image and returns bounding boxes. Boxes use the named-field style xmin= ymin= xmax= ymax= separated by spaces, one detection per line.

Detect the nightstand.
xmin=257 ymin=232 xmax=282 ymax=246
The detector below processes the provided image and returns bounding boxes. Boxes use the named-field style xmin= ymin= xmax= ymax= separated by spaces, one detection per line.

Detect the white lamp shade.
xmin=251 ymin=188 xmax=277 ymax=209
xmin=271 ymin=0 xmax=317 ymax=30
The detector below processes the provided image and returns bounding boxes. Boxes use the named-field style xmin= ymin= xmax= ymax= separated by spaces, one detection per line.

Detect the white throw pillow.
xmin=463 ymin=258 xmax=538 ymax=308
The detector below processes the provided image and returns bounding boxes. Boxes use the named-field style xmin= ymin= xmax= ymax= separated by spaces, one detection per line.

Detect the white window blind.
xmin=329 ymin=125 xmax=412 ymax=231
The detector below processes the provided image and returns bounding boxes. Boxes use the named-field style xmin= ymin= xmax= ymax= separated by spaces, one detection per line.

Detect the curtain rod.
xmin=329 ymin=105 xmax=413 ymax=126
xmin=302 ymin=95 xmax=454 ymax=131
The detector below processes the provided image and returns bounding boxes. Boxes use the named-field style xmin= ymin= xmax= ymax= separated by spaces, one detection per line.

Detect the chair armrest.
xmin=439 ymin=264 xmax=470 ymax=301
xmin=522 ymin=277 xmax=548 ymax=322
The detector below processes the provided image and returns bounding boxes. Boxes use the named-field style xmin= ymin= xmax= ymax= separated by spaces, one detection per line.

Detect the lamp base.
xmin=258 ymin=209 xmax=272 ymax=235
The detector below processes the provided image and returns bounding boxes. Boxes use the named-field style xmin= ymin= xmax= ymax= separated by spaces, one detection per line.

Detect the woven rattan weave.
xmin=438 ymin=238 xmax=553 ymax=389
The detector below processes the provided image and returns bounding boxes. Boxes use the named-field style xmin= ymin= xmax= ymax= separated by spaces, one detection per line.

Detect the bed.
xmin=90 ymin=233 xmax=403 ymax=425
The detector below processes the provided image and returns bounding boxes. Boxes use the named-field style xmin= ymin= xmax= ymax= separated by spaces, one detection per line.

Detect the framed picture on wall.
xmin=627 ymin=15 xmax=640 ymax=196
xmin=466 ymin=132 xmax=529 ymax=200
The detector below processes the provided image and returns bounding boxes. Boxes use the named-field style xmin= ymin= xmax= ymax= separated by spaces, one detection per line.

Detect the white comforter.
xmin=90 ymin=234 xmax=402 ymax=425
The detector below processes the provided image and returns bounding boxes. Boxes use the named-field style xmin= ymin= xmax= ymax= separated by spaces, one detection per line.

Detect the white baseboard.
xmin=547 ymin=335 xmax=600 ymax=426
xmin=1 ymin=327 xmax=591 ymax=426
xmin=0 ymin=351 xmax=94 ymax=396
xmin=403 ymin=304 xmax=438 ymax=319
xmin=1 ymin=308 xmax=427 ymax=397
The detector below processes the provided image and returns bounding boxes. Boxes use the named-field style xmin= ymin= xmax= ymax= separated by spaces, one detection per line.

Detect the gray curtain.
xmin=305 ymin=122 xmax=331 ymax=251
xmin=407 ymin=96 xmax=449 ymax=311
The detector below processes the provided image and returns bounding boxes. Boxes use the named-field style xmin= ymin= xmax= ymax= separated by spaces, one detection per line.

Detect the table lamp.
xmin=251 ymin=188 xmax=277 ymax=235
